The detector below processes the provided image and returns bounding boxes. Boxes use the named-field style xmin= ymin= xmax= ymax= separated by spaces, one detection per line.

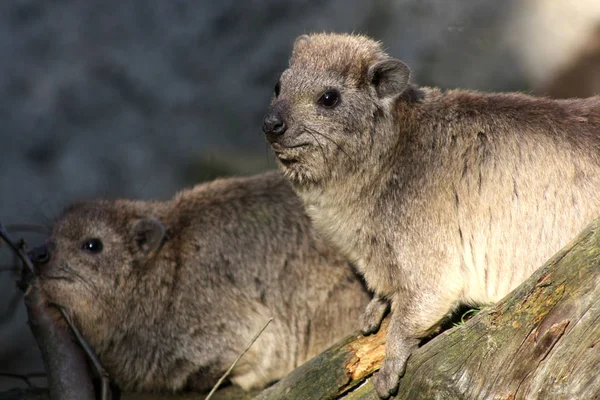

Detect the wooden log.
xmin=254 ymin=216 xmax=600 ymax=399
xmin=394 ymin=217 xmax=600 ymax=399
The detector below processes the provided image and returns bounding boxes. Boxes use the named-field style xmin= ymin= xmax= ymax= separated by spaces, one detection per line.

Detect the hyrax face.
xmin=30 ymin=201 xmax=166 ymax=336
xmin=263 ymin=33 xmax=410 ymax=185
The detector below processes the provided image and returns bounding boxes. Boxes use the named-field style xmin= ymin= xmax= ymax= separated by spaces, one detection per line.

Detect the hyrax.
xmin=29 ymin=172 xmax=370 ymax=392
xmin=263 ymin=33 xmax=600 ymax=398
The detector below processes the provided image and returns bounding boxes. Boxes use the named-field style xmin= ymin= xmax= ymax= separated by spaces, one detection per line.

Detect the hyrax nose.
xmin=28 ymin=244 xmax=50 ymax=266
xmin=262 ymin=111 xmax=287 ymax=137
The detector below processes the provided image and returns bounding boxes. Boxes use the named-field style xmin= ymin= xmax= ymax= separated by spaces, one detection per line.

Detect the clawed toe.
xmin=372 ymin=370 xmax=399 ymax=399
xmin=361 ymin=321 xmax=381 ymax=335
xmin=372 ymin=355 xmax=409 ymax=399
xmin=360 ymin=296 xmax=390 ymax=336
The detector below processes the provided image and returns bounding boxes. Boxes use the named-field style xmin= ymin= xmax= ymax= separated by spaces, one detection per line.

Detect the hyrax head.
xmin=29 ymin=201 xmax=167 ymax=335
xmin=263 ymin=33 xmax=411 ymax=185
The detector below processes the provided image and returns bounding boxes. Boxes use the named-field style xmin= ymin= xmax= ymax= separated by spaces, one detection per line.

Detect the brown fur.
xmin=263 ymin=32 xmax=600 ymax=398
xmin=33 ymin=171 xmax=370 ymax=392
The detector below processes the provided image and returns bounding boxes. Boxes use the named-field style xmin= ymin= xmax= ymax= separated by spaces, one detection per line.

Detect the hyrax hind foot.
xmin=373 ymin=355 xmax=404 ymax=399
xmin=373 ymin=350 xmax=417 ymax=399
xmin=360 ymin=295 xmax=390 ymax=335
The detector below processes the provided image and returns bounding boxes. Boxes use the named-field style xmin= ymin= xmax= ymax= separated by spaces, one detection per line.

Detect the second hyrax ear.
xmin=368 ymin=58 xmax=410 ymax=99
xmin=134 ymin=218 xmax=166 ymax=255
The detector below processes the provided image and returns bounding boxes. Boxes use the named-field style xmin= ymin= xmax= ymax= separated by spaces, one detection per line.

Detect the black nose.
xmin=28 ymin=244 xmax=50 ymax=266
xmin=262 ymin=111 xmax=287 ymax=136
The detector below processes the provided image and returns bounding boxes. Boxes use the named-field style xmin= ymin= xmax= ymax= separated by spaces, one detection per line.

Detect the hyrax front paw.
xmin=360 ymin=295 xmax=390 ymax=335
xmin=372 ymin=356 xmax=407 ymax=399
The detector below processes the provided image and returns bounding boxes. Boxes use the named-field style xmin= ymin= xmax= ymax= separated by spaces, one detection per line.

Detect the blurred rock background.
xmin=1 ymin=0 xmax=599 ymax=389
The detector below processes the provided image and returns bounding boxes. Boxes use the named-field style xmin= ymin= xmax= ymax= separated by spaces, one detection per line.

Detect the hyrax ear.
xmin=367 ymin=58 xmax=410 ymax=99
xmin=290 ymin=34 xmax=310 ymax=64
xmin=134 ymin=218 xmax=167 ymax=256
xmin=294 ymin=34 xmax=310 ymax=48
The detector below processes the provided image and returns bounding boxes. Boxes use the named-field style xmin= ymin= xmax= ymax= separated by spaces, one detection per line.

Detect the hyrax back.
xmin=263 ymin=32 xmax=600 ymax=398
xmin=33 ymin=171 xmax=370 ymax=392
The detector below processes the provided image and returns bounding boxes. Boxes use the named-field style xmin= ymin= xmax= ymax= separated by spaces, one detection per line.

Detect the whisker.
xmin=304 ymin=129 xmax=328 ymax=163
xmin=40 ymin=275 xmax=75 ymax=282
xmin=304 ymin=126 xmax=355 ymax=163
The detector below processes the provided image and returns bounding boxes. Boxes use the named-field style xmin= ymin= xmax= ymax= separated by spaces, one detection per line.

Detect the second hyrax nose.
xmin=29 ymin=244 xmax=50 ymax=265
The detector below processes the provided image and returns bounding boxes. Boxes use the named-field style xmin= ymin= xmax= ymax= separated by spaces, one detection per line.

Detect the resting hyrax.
xmin=29 ymin=172 xmax=370 ymax=393
xmin=262 ymin=33 xmax=600 ymax=398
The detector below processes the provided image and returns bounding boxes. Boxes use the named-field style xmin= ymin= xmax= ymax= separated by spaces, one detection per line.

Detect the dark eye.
xmin=274 ymin=81 xmax=281 ymax=97
xmin=317 ymin=90 xmax=340 ymax=108
xmin=82 ymin=238 xmax=103 ymax=254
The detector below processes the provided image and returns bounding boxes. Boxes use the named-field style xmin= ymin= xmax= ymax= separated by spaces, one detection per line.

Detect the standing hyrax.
xmin=262 ymin=33 xmax=600 ymax=398
xmin=29 ymin=172 xmax=370 ymax=393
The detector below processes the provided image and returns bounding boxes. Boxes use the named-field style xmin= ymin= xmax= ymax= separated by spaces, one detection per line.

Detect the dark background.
xmin=1 ymin=0 xmax=599 ymax=389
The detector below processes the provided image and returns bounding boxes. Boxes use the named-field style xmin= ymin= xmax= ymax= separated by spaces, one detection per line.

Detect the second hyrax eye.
xmin=82 ymin=238 xmax=103 ymax=254
xmin=318 ymin=90 xmax=340 ymax=108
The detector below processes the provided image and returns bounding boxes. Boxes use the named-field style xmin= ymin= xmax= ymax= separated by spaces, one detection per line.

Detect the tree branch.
xmin=254 ymin=216 xmax=600 ymax=399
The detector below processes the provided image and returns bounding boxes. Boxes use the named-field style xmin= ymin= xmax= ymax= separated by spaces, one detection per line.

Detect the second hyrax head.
xmin=263 ymin=33 xmax=411 ymax=185
xmin=29 ymin=201 xmax=166 ymax=340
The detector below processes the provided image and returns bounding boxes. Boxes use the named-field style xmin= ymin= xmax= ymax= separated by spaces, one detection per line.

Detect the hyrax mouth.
xmin=271 ymin=142 xmax=310 ymax=151
xmin=277 ymin=155 xmax=298 ymax=168
xmin=271 ymin=142 xmax=310 ymax=168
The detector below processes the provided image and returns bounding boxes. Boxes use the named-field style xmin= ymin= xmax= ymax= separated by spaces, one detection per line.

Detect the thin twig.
xmin=205 ymin=317 xmax=274 ymax=400
xmin=0 ymin=223 xmax=35 ymax=275
xmin=56 ymin=305 xmax=112 ymax=400
xmin=0 ymin=372 xmax=46 ymax=387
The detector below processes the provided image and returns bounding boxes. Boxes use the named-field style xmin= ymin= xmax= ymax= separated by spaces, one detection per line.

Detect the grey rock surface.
xmin=1 ymin=0 xmax=599 ymax=390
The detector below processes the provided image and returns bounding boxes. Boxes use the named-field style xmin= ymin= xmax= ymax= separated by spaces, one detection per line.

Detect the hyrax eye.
xmin=317 ymin=90 xmax=340 ymax=108
xmin=82 ymin=238 xmax=103 ymax=254
xmin=274 ymin=81 xmax=281 ymax=97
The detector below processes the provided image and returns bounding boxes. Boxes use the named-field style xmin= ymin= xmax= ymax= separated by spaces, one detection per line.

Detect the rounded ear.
xmin=134 ymin=218 xmax=166 ymax=256
xmin=290 ymin=34 xmax=311 ymax=64
xmin=367 ymin=58 xmax=410 ymax=99
xmin=294 ymin=34 xmax=310 ymax=47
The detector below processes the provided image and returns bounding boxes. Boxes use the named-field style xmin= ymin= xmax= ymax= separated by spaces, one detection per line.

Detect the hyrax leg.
xmin=372 ymin=291 xmax=456 ymax=399
xmin=360 ymin=294 xmax=390 ymax=335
